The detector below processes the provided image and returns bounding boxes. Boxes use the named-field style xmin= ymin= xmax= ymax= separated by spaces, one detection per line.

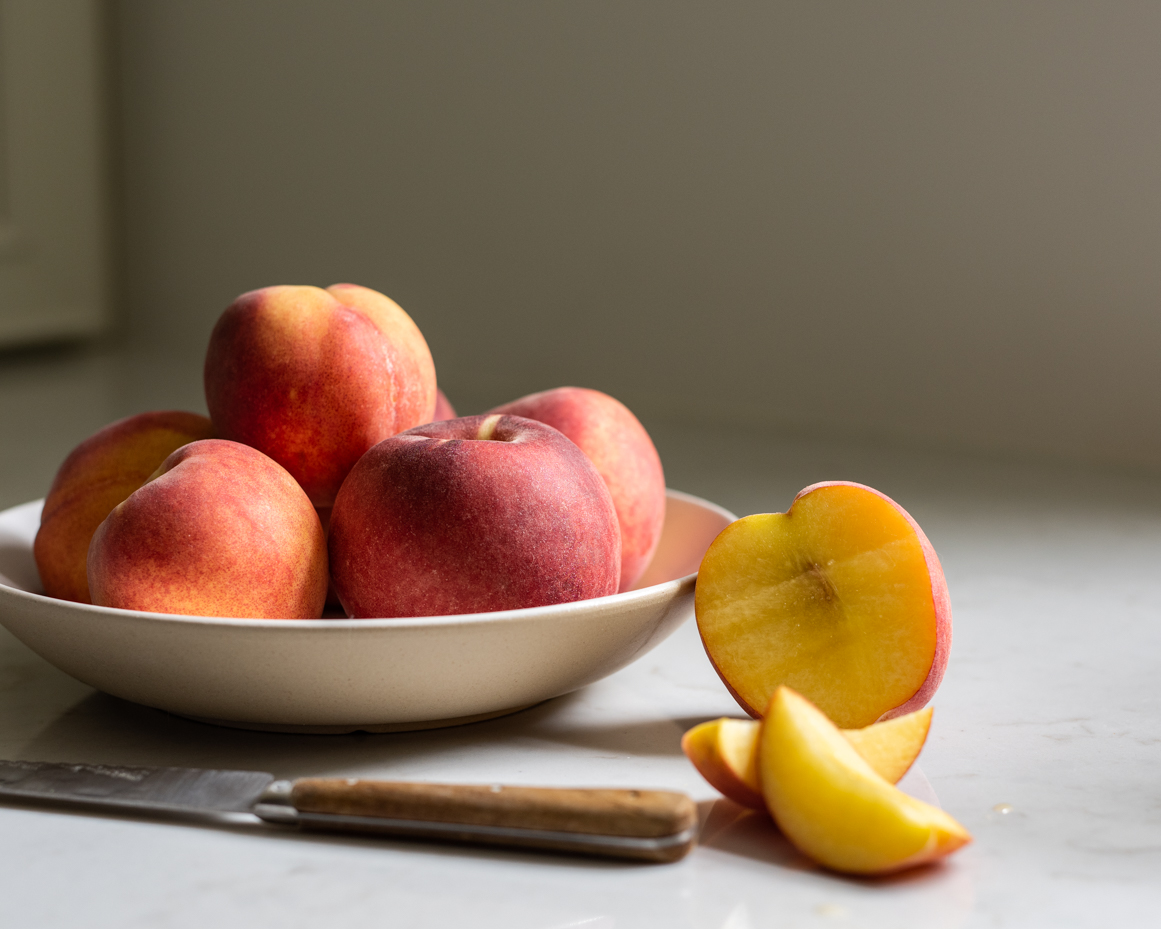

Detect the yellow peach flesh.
xmin=695 ymin=483 xmax=940 ymax=728
xmin=681 ymin=718 xmax=766 ymax=810
xmin=684 ymin=705 xmax=933 ymax=808
xmin=759 ymin=687 xmax=969 ymax=875
xmin=843 ymin=705 xmax=933 ymax=784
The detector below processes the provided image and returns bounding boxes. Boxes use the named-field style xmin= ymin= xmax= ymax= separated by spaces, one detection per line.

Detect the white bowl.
xmin=0 ymin=490 xmax=735 ymax=733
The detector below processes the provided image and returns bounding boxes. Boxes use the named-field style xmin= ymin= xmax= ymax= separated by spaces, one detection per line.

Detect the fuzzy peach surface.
xmin=329 ymin=414 xmax=621 ymax=618
xmin=488 ymin=387 xmax=665 ymax=592
xmin=204 ymin=284 xmax=436 ymax=507
xmin=34 ymin=410 xmax=214 ymax=603
xmin=87 ymin=439 xmax=328 ymax=619
xmin=431 ymin=388 xmax=457 ymax=422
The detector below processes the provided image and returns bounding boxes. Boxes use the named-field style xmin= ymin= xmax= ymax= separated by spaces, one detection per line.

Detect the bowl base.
xmin=177 ymin=702 xmax=541 ymax=734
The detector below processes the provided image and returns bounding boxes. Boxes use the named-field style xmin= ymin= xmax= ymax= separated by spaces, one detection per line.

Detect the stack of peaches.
xmin=33 ymin=284 xmax=666 ymax=620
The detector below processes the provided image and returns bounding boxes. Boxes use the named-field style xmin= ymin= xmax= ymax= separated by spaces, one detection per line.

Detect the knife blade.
xmin=0 ymin=760 xmax=697 ymax=863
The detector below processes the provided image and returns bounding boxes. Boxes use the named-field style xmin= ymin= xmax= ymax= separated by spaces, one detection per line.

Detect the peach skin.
xmin=431 ymin=388 xmax=457 ymax=422
xmin=488 ymin=387 xmax=665 ymax=592
xmin=34 ymin=411 xmax=214 ymax=603
xmin=329 ymin=414 xmax=621 ymax=618
xmin=204 ymin=284 xmax=436 ymax=507
xmin=88 ymin=439 xmax=328 ymax=619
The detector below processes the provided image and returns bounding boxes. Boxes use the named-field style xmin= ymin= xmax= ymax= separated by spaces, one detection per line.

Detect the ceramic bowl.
xmin=0 ymin=490 xmax=735 ymax=733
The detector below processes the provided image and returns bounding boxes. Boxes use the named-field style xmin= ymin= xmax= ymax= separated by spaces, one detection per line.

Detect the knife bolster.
xmin=253 ymin=779 xmax=297 ymax=824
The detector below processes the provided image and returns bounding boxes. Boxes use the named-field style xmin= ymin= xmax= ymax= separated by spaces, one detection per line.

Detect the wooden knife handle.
xmin=282 ymin=779 xmax=698 ymax=862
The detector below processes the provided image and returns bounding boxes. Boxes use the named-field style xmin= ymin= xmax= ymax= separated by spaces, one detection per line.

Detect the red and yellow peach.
xmin=204 ymin=284 xmax=436 ymax=507
xmin=88 ymin=439 xmax=328 ymax=619
xmin=328 ymin=414 xmax=621 ymax=618
xmin=488 ymin=387 xmax=665 ymax=592
xmin=34 ymin=410 xmax=215 ymax=603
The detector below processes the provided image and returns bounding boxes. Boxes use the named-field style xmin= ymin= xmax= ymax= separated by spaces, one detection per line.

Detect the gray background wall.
xmin=112 ymin=1 xmax=1161 ymax=468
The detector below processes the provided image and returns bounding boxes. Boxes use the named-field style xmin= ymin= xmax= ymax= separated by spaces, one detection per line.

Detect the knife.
xmin=0 ymin=759 xmax=697 ymax=863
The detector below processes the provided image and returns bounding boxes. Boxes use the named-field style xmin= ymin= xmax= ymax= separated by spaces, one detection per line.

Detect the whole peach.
xmin=488 ymin=387 xmax=665 ymax=591
xmin=329 ymin=414 xmax=621 ymax=618
xmin=204 ymin=284 xmax=436 ymax=507
xmin=88 ymin=439 xmax=327 ymax=619
xmin=34 ymin=411 xmax=214 ymax=603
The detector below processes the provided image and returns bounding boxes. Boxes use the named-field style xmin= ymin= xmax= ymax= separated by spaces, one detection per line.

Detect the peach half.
xmin=759 ymin=687 xmax=969 ymax=875
xmin=682 ymin=706 xmax=932 ymax=811
xmin=695 ymin=481 xmax=951 ymax=729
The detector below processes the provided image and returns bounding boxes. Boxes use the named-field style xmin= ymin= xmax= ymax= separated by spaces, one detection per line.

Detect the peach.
xmin=695 ymin=481 xmax=951 ymax=729
xmin=329 ymin=414 xmax=621 ymax=618
xmin=759 ymin=687 xmax=970 ymax=875
xmin=204 ymin=283 xmax=436 ymax=507
xmin=842 ymin=705 xmax=934 ymax=784
xmin=432 ymin=388 xmax=457 ymax=422
xmin=682 ymin=718 xmax=765 ymax=810
xmin=88 ymin=439 xmax=327 ymax=619
xmin=488 ymin=387 xmax=664 ymax=592
xmin=313 ymin=505 xmax=345 ymax=614
xmin=682 ymin=706 xmax=933 ymax=810
xmin=33 ymin=411 xmax=214 ymax=603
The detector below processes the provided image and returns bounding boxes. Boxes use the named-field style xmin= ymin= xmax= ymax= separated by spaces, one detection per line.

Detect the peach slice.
xmin=759 ymin=687 xmax=970 ymax=875
xmin=682 ymin=706 xmax=933 ymax=810
xmin=682 ymin=718 xmax=765 ymax=810
xmin=842 ymin=705 xmax=933 ymax=784
xmin=695 ymin=481 xmax=951 ymax=729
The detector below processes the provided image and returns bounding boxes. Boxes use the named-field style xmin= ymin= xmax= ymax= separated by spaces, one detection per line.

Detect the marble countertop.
xmin=1 ymin=347 xmax=1159 ymax=927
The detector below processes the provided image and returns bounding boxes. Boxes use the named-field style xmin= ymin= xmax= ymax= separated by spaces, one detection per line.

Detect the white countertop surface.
xmin=1 ymin=348 xmax=1159 ymax=927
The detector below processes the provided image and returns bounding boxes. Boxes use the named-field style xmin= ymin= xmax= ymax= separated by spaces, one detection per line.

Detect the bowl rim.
xmin=0 ymin=488 xmax=736 ymax=633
